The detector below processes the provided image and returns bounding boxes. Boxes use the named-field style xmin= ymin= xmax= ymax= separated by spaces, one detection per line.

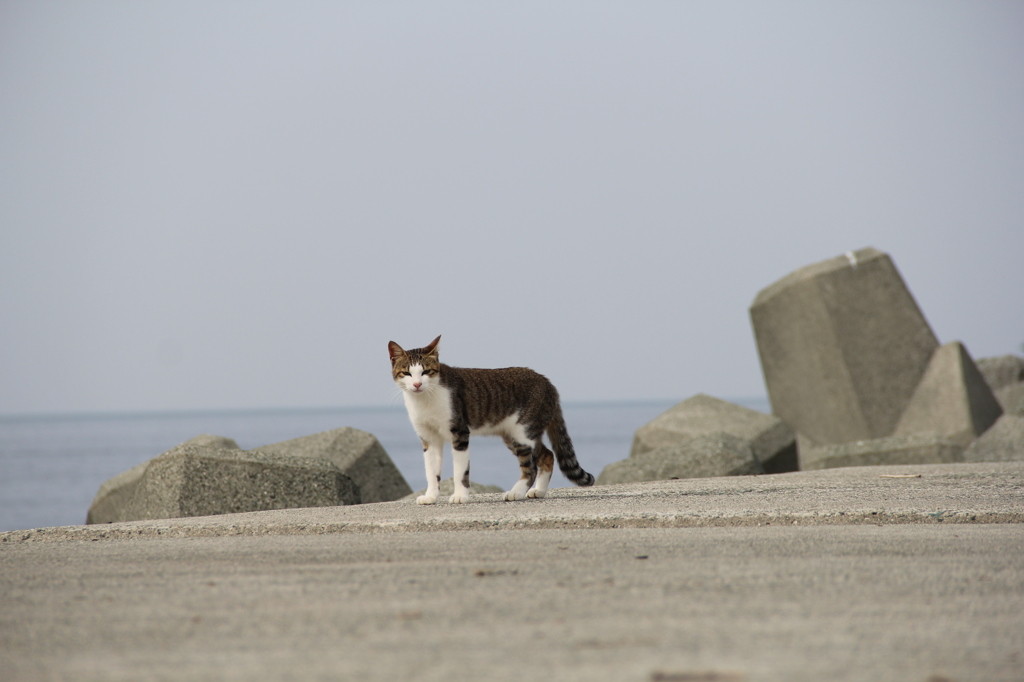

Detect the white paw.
xmin=449 ymin=491 xmax=469 ymax=504
xmin=502 ymin=490 xmax=526 ymax=501
xmin=416 ymin=494 xmax=438 ymax=505
xmin=526 ymin=488 xmax=546 ymax=499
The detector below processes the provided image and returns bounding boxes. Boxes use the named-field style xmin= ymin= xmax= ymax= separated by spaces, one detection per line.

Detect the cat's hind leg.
xmin=526 ymin=443 xmax=554 ymax=499
xmin=417 ymin=437 xmax=443 ymax=505
xmin=449 ymin=427 xmax=470 ymax=504
xmin=502 ymin=436 xmax=537 ymax=501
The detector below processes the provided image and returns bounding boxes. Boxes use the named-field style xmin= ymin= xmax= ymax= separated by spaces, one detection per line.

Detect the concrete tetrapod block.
xmin=87 ymin=442 xmax=359 ymax=523
xmin=598 ymin=433 xmax=764 ymax=484
xmin=799 ymin=432 xmax=964 ymax=471
xmin=86 ymin=461 xmax=151 ymax=525
xmin=975 ymin=354 xmax=1024 ymax=392
xmin=86 ymin=434 xmax=241 ymax=524
xmin=630 ymin=393 xmax=796 ymax=473
xmin=995 ymin=383 xmax=1024 ymax=416
xmin=894 ymin=342 xmax=1003 ymax=447
xmin=750 ymin=247 xmax=939 ymax=446
xmin=977 ymin=355 xmax=1024 ymax=416
xmin=964 ymin=415 xmax=1024 ymax=462
xmin=255 ymin=427 xmax=412 ymax=503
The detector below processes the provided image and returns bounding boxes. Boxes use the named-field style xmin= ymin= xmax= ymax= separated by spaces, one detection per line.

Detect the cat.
xmin=388 ymin=335 xmax=595 ymax=504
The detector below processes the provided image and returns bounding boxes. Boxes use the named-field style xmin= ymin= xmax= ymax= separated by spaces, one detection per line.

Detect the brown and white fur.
xmin=388 ymin=335 xmax=595 ymax=504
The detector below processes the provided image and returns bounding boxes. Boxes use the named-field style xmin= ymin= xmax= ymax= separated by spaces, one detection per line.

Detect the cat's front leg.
xmin=448 ymin=426 xmax=470 ymax=504
xmin=417 ymin=438 xmax=443 ymax=505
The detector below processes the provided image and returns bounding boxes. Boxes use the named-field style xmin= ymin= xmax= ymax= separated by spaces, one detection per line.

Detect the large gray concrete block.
xmin=87 ymin=441 xmax=359 ymax=524
xmin=255 ymin=427 xmax=412 ymax=503
xmin=799 ymin=433 xmax=963 ymax=471
xmin=86 ymin=434 xmax=241 ymax=524
xmin=598 ymin=433 xmax=764 ymax=484
xmin=976 ymin=355 xmax=1024 ymax=392
xmin=630 ymin=394 xmax=796 ymax=473
xmin=995 ymin=383 xmax=1024 ymax=417
xmin=894 ymin=342 xmax=1003 ymax=447
xmin=978 ymin=354 xmax=1024 ymax=417
xmin=750 ymin=247 xmax=939 ymax=446
xmin=963 ymin=415 xmax=1024 ymax=463
xmin=85 ymin=460 xmax=150 ymax=525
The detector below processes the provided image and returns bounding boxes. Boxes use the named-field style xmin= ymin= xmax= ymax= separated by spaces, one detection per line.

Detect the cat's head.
xmin=388 ymin=335 xmax=441 ymax=395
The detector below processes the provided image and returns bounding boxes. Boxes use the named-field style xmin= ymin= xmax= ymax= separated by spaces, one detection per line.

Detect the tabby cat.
xmin=388 ymin=335 xmax=595 ymax=504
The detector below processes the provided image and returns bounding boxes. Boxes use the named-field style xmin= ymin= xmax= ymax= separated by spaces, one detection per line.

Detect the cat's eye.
xmin=398 ymin=371 xmax=411 ymax=377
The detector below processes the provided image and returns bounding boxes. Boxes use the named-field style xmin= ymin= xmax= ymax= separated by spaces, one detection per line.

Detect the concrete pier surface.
xmin=2 ymin=462 xmax=1023 ymax=681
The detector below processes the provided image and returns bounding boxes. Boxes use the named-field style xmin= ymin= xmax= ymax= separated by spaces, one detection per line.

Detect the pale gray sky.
xmin=2 ymin=1 xmax=1022 ymax=415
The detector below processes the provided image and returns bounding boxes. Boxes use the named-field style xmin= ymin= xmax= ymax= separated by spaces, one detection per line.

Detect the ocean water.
xmin=0 ymin=398 xmax=769 ymax=533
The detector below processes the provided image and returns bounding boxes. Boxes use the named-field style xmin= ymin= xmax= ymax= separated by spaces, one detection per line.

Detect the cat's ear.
xmin=424 ymin=335 xmax=441 ymax=356
xmin=387 ymin=341 xmax=406 ymax=364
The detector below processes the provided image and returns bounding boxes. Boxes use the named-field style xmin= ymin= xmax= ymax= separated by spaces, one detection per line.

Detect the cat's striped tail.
xmin=547 ymin=405 xmax=595 ymax=487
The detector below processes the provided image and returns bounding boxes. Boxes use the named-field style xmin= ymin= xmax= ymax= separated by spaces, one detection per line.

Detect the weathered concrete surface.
xmin=85 ymin=459 xmax=150 ymax=524
xmin=89 ymin=428 xmax=410 ymax=524
xmin=8 ymin=462 xmax=1021 ymax=542
xmin=87 ymin=435 xmax=241 ymax=523
xmin=2 ymin=462 xmax=1023 ymax=682
xmin=996 ymin=382 xmax=1024 ymax=416
xmin=255 ymin=427 xmax=412 ymax=503
xmin=750 ymin=247 xmax=939 ymax=446
xmin=894 ymin=341 xmax=1003 ymax=447
xmin=404 ymin=477 xmax=504 ymax=500
xmin=800 ymin=433 xmax=965 ymax=471
xmin=964 ymin=415 xmax=1024 ymax=463
xmin=599 ymin=433 xmax=764 ymax=484
xmin=629 ymin=394 xmax=796 ymax=474
xmin=3 ymin=526 xmax=1022 ymax=682
xmin=976 ymin=354 xmax=1024 ymax=392
xmin=86 ymin=443 xmax=360 ymax=523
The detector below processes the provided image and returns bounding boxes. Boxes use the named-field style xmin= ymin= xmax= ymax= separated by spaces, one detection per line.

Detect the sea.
xmin=0 ymin=398 xmax=769 ymax=533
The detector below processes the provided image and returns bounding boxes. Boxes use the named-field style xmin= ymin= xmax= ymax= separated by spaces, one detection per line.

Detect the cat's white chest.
xmin=404 ymin=385 xmax=453 ymax=441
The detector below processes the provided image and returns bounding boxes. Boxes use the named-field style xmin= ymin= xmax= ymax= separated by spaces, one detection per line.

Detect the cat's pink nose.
xmin=412 ymin=381 xmax=422 ymax=389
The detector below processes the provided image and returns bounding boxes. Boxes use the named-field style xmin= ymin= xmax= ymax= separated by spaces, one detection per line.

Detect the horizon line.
xmin=0 ymin=395 xmax=771 ymax=422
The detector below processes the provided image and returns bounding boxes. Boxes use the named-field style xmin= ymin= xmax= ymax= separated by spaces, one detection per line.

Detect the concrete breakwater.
xmin=2 ymin=462 xmax=1023 ymax=682
xmin=81 ymin=247 xmax=1024 ymax=527
xmin=6 ymin=246 xmax=1023 ymax=682
xmin=4 ymin=462 xmax=1022 ymax=544
xmin=599 ymin=247 xmax=1023 ymax=483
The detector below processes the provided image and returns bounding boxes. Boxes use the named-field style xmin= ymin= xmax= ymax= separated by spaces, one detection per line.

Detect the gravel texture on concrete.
xmin=5 ymin=462 xmax=1021 ymax=543
xmin=2 ymin=462 xmax=1022 ymax=682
